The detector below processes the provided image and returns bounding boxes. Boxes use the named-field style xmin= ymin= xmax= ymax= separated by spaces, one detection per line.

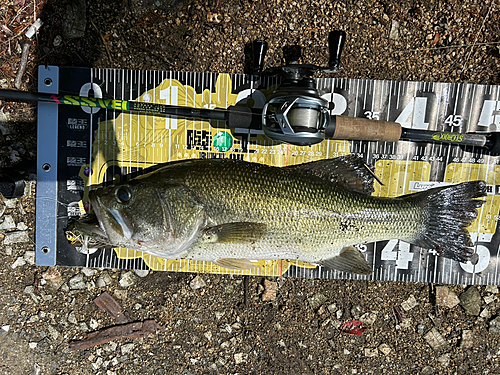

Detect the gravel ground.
xmin=1 ymin=0 xmax=500 ymax=374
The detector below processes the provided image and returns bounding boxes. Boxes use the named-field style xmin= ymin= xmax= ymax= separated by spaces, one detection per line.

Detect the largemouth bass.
xmin=70 ymin=156 xmax=486 ymax=274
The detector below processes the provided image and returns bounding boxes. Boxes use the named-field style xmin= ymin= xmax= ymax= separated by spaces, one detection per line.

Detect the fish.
xmin=69 ymin=156 xmax=486 ymax=275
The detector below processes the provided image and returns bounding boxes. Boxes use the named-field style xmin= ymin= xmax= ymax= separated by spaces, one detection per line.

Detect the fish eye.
xmin=115 ymin=186 xmax=132 ymax=204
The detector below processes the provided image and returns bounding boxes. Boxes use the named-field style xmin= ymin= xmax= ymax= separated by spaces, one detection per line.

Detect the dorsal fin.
xmin=286 ymin=155 xmax=377 ymax=195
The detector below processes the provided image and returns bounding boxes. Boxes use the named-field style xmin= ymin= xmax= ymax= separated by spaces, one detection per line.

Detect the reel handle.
xmin=252 ymin=40 xmax=268 ymax=74
xmin=328 ymin=31 xmax=347 ymax=72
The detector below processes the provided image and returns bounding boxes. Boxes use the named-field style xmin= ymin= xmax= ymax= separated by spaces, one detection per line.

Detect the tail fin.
xmin=411 ymin=181 xmax=486 ymax=262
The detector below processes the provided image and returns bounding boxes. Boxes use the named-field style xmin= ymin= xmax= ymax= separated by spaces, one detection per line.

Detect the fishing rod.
xmin=1 ymin=30 xmax=499 ymax=154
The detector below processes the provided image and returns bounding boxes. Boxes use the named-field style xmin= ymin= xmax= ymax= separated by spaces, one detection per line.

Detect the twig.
xmin=14 ymin=42 xmax=31 ymax=89
xmin=69 ymin=320 xmax=166 ymax=350
xmin=89 ymin=18 xmax=113 ymax=65
xmin=397 ymin=41 xmax=500 ymax=53
xmin=460 ymin=2 xmax=494 ymax=75
xmin=243 ymin=275 xmax=249 ymax=307
xmin=93 ymin=292 xmax=131 ymax=324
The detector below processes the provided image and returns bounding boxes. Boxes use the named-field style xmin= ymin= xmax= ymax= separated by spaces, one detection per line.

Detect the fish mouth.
xmin=83 ymin=189 xmax=135 ymax=241
xmin=68 ymin=190 xmax=111 ymax=248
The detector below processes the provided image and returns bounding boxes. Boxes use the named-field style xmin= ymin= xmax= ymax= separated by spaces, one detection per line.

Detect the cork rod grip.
xmin=328 ymin=116 xmax=402 ymax=142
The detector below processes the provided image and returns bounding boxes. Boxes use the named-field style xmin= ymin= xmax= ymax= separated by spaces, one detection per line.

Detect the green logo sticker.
xmin=212 ymin=131 xmax=233 ymax=152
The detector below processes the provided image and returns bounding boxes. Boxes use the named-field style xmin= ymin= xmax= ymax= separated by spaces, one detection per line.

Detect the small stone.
xmin=435 ymin=286 xmax=460 ymax=308
xmin=0 ymin=215 xmax=16 ymax=231
xmin=308 ymin=293 xmax=328 ymax=311
xmin=81 ymin=268 xmax=97 ymax=277
xmin=1 ymin=325 xmax=10 ymax=332
xmin=90 ymin=319 xmax=100 ymax=330
xmin=27 ymin=315 xmax=40 ymax=324
xmin=364 ymin=348 xmax=378 ymax=357
xmin=484 ymin=295 xmax=497 ymax=305
xmin=4 ymin=199 xmax=17 ymax=209
xmin=424 ymin=328 xmax=449 ymax=351
xmin=420 ymin=366 xmax=434 ymax=375
xmin=488 ymin=316 xmax=500 ymax=335
xmin=121 ymin=343 xmax=135 ymax=355
xmin=119 ymin=271 xmax=137 ymax=288
xmin=79 ymin=322 xmax=89 ymax=332
xmin=350 ymin=305 xmax=363 ymax=319
xmin=437 ymin=353 xmax=451 ymax=367
xmin=96 ymin=272 xmax=112 ymax=288
xmin=92 ymin=357 xmax=103 ymax=370
xmin=53 ymin=35 xmax=62 ymax=47
xmin=23 ymin=285 xmax=39 ymax=303
xmin=215 ymin=311 xmax=225 ymax=320
xmin=359 ymin=311 xmax=378 ymax=326
xmin=401 ymin=295 xmax=418 ymax=311
xmin=68 ymin=311 xmax=78 ymax=324
xmin=104 ymin=342 xmax=118 ymax=352
xmin=327 ymin=304 xmax=337 ymax=315
xmin=417 ymin=324 xmax=426 ymax=335
xmin=16 ymin=222 xmax=28 ymax=231
xmin=460 ymin=330 xmax=474 ymax=348
xmin=189 ymin=275 xmax=206 ymax=290
xmin=459 ymin=287 xmax=482 ymax=316
xmin=47 ymin=325 xmax=60 ymax=341
xmin=42 ymin=267 xmax=61 ymax=283
xmin=23 ymin=251 xmax=35 ymax=265
xmin=204 ymin=331 xmax=212 ymax=341
xmin=69 ymin=273 xmax=87 ymax=290
xmin=389 ymin=20 xmax=400 ymax=40
xmin=378 ymin=343 xmax=391 ymax=355
xmin=11 ymin=256 xmax=26 ymax=269
xmin=234 ymin=353 xmax=246 ymax=364
xmin=3 ymin=230 xmax=30 ymax=244
xmin=480 ymin=308 xmax=490 ymax=319
xmin=485 ymin=285 xmax=499 ymax=294
xmin=113 ymin=290 xmax=127 ymax=300
xmin=29 ymin=342 xmax=37 ymax=349
xmin=134 ymin=269 xmax=149 ymax=278
xmin=261 ymin=279 xmax=277 ymax=301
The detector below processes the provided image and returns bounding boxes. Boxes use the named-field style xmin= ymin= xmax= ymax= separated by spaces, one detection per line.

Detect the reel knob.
xmin=328 ymin=30 xmax=346 ymax=72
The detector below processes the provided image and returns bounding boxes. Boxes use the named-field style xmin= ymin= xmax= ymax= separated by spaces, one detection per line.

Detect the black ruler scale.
xmin=35 ymin=66 xmax=500 ymax=285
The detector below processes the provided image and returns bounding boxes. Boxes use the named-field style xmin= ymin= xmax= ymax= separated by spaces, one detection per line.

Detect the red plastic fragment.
xmin=340 ymin=319 xmax=368 ymax=335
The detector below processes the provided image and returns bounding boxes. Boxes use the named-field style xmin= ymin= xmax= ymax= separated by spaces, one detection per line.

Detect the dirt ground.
xmin=1 ymin=0 xmax=500 ymax=374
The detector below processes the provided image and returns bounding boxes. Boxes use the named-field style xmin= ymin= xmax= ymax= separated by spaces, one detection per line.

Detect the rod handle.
xmin=326 ymin=116 xmax=402 ymax=142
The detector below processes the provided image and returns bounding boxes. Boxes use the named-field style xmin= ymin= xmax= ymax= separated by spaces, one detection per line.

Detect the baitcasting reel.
xmin=252 ymin=31 xmax=346 ymax=146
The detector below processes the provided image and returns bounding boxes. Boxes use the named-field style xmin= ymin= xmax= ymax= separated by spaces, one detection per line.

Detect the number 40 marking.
xmin=395 ymin=97 xmax=429 ymax=130
xmin=381 ymin=239 xmax=414 ymax=270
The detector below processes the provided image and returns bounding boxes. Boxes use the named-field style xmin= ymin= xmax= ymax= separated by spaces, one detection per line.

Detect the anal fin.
xmin=214 ymin=258 xmax=256 ymax=270
xmin=321 ymin=246 xmax=372 ymax=275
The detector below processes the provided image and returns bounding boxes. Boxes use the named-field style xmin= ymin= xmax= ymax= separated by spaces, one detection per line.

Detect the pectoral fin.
xmin=214 ymin=258 xmax=257 ymax=270
xmin=202 ymin=222 xmax=267 ymax=244
xmin=321 ymin=246 xmax=372 ymax=275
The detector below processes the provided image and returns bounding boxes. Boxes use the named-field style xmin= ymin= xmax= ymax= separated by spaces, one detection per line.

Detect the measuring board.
xmin=35 ymin=65 xmax=500 ymax=285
